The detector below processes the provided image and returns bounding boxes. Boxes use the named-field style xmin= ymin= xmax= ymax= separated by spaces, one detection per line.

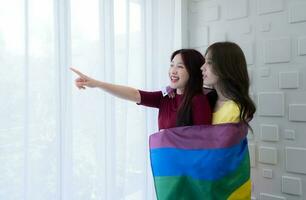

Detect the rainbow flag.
xmin=149 ymin=123 xmax=251 ymax=200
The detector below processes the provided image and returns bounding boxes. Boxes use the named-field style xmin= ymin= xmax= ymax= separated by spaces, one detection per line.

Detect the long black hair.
xmin=205 ymin=42 xmax=256 ymax=129
xmin=171 ymin=49 xmax=205 ymax=127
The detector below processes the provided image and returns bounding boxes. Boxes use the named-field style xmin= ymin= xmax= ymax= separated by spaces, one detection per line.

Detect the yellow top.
xmin=213 ymin=100 xmax=251 ymax=200
xmin=212 ymin=100 xmax=240 ymax=124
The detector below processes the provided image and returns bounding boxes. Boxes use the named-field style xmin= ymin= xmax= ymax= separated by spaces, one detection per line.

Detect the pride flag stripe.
xmin=151 ymin=139 xmax=248 ymax=180
xmin=150 ymin=123 xmax=247 ymax=149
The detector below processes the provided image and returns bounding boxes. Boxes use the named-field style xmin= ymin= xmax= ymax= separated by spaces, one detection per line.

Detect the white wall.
xmin=188 ymin=0 xmax=306 ymax=199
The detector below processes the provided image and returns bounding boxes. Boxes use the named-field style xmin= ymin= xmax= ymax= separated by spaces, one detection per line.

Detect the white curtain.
xmin=0 ymin=0 xmax=182 ymax=199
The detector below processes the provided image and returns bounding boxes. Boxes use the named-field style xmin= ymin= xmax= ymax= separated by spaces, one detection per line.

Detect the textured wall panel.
xmin=260 ymin=124 xmax=279 ymax=142
xmin=189 ymin=26 xmax=209 ymax=48
xmin=249 ymin=143 xmax=256 ymax=167
xmin=284 ymin=129 xmax=295 ymax=140
xmin=188 ymin=0 xmax=306 ymax=198
xmin=289 ymin=3 xmax=306 ymax=24
xmin=257 ymin=0 xmax=284 ymax=15
xmin=260 ymin=67 xmax=270 ymax=77
xmin=289 ymin=104 xmax=306 ymax=122
xmin=298 ymin=37 xmax=306 ymax=56
xmin=279 ymin=71 xmax=299 ymax=89
xmin=261 ymin=22 xmax=271 ymax=32
xmin=189 ymin=2 xmax=198 ymax=13
xmin=281 ymin=176 xmax=302 ymax=196
xmin=259 ymin=193 xmax=286 ymax=200
xmin=209 ymin=32 xmax=227 ymax=44
xmin=226 ymin=0 xmax=248 ymax=20
xmin=258 ymin=93 xmax=284 ymax=116
xmin=286 ymin=147 xmax=306 ymax=174
xmin=264 ymin=38 xmax=291 ymax=64
xmin=203 ymin=6 xmax=219 ymax=22
xmin=262 ymin=168 xmax=273 ymax=179
xmin=259 ymin=146 xmax=278 ymax=165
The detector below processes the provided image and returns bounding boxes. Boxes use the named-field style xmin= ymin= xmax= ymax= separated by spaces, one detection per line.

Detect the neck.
xmin=176 ymin=88 xmax=184 ymax=95
xmin=215 ymin=87 xmax=228 ymax=102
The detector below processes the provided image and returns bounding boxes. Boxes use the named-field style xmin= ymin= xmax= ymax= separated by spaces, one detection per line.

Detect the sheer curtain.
xmin=0 ymin=0 xmax=182 ymax=199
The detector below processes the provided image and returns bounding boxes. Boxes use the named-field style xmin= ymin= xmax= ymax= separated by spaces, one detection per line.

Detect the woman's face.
xmin=168 ymin=54 xmax=189 ymax=94
xmin=201 ymin=51 xmax=219 ymax=87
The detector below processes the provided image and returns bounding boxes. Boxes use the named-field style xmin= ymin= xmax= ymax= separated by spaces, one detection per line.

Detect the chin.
xmin=169 ymin=84 xmax=177 ymax=89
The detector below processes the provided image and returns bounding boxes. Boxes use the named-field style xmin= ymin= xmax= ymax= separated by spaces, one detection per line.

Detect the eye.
xmin=178 ymin=65 xmax=185 ymax=69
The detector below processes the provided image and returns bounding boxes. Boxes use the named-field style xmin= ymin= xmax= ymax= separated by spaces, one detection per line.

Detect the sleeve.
xmin=137 ymin=90 xmax=163 ymax=108
xmin=224 ymin=102 xmax=241 ymax=123
xmin=191 ymin=94 xmax=212 ymax=125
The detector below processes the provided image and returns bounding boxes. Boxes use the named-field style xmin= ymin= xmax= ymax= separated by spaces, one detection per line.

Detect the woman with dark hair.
xmin=201 ymin=42 xmax=255 ymax=126
xmin=201 ymin=41 xmax=256 ymax=199
xmin=71 ymin=49 xmax=212 ymax=130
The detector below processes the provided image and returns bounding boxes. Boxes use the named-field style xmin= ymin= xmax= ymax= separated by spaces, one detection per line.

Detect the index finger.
xmin=70 ymin=67 xmax=86 ymax=78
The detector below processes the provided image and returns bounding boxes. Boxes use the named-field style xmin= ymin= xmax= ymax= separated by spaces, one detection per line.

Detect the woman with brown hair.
xmin=201 ymin=41 xmax=256 ymax=199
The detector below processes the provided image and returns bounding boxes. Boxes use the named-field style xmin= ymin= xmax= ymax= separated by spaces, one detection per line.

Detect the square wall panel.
xmin=257 ymin=0 xmax=284 ymax=15
xmin=260 ymin=193 xmax=286 ymax=200
xmin=258 ymin=92 xmax=284 ymax=117
xmin=262 ymin=168 xmax=273 ymax=179
xmin=284 ymin=129 xmax=295 ymax=140
xmin=259 ymin=146 xmax=277 ymax=165
xmin=264 ymin=38 xmax=291 ymax=64
xmin=260 ymin=124 xmax=279 ymax=142
xmin=260 ymin=67 xmax=270 ymax=77
xmin=289 ymin=3 xmax=306 ymax=24
xmin=279 ymin=71 xmax=299 ymax=89
xmin=261 ymin=22 xmax=271 ymax=32
xmin=282 ymin=176 xmax=302 ymax=196
xmin=286 ymin=147 xmax=306 ymax=174
xmin=203 ymin=6 xmax=219 ymax=22
xmin=189 ymin=26 xmax=209 ymax=48
xmin=298 ymin=37 xmax=306 ymax=56
xmin=289 ymin=104 xmax=306 ymax=122
xmin=226 ymin=0 xmax=248 ymax=20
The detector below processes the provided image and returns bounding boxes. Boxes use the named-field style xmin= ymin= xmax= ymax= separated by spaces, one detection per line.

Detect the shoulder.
xmin=223 ymin=101 xmax=240 ymax=113
xmin=213 ymin=100 xmax=240 ymax=124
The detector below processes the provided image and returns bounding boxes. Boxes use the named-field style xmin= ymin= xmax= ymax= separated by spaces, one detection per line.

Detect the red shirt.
xmin=138 ymin=90 xmax=212 ymax=130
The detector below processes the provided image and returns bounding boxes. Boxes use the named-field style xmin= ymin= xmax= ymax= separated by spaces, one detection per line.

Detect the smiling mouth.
xmin=170 ymin=76 xmax=179 ymax=83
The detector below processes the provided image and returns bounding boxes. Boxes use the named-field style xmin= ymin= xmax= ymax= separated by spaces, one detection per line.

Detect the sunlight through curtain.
xmin=0 ymin=0 xmax=180 ymax=199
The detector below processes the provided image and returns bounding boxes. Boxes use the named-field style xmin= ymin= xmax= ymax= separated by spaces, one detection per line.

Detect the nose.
xmin=200 ymin=64 xmax=205 ymax=72
xmin=169 ymin=67 xmax=177 ymax=75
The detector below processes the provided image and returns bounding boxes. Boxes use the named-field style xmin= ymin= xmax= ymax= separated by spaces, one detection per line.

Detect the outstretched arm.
xmin=70 ymin=67 xmax=141 ymax=103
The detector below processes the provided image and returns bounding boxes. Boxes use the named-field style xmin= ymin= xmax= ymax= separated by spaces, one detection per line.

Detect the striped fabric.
xmin=149 ymin=123 xmax=251 ymax=200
